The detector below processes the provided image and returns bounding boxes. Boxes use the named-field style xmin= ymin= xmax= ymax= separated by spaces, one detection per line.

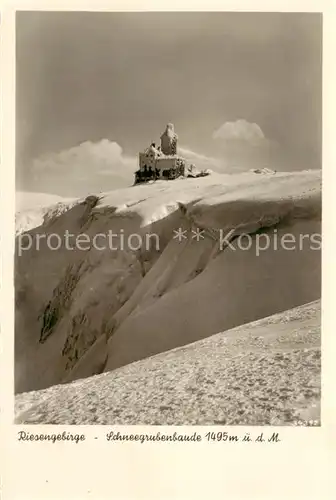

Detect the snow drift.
xmin=15 ymin=170 xmax=321 ymax=395
xmin=15 ymin=300 xmax=321 ymax=425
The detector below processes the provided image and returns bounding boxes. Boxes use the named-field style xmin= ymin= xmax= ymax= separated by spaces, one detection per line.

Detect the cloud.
xmin=213 ymin=119 xmax=266 ymax=145
xmin=211 ymin=120 xmax=284 ymax=171
xmin=26 ymin=140 xmax=137 ymax=197
xmin=22 ymin=140 xmax=233 ymax=197
xmin=178 ymin=146 xmax=226 ymax=172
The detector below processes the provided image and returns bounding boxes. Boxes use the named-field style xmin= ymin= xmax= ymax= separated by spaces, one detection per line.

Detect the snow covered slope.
xmin=15 ymin=300 xmax=321 ymax=425
xmin=15 ymin=170 xmax=321 ymax=394
xmin=15 ymin=191 xmax=78 ymax=235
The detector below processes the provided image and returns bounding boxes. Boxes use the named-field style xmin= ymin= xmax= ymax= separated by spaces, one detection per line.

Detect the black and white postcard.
xmin=1 ymin=2 xmax=334 ymax=499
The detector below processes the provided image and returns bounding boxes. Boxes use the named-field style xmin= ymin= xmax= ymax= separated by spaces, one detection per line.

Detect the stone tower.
xmin=160 ymin=123 xmax=178 ymax=156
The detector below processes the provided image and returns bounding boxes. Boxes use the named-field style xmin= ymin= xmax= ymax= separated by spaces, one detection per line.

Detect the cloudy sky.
xmin=16 ymin=12 xmax=322 ymax=196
